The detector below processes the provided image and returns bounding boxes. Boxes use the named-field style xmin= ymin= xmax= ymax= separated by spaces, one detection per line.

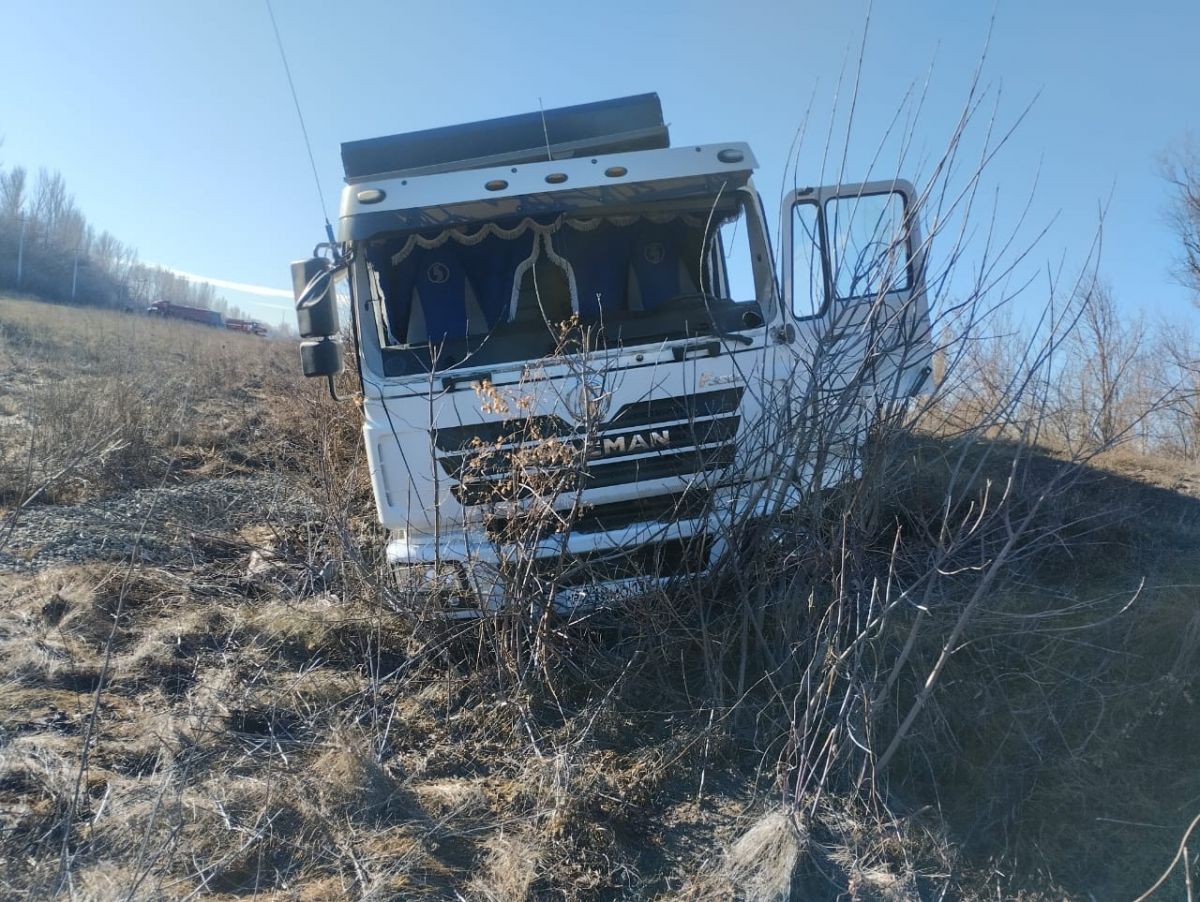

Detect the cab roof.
xmin=341 ymin=93 xmax=669 ymax=182
xmin=337 ymin=141 xmax=758 ymax=241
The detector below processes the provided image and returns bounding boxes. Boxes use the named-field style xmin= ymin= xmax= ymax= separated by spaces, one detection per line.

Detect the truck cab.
xmin=293 ymin=94 xmax=932 ymax=614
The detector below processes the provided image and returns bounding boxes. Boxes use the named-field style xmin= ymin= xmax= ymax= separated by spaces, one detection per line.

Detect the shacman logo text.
xmin=589 ymin=430 xmax=671 ymax=458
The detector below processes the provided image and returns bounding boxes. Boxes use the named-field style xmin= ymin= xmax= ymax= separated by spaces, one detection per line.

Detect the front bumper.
xmin=383 ymin=480 xmax=823 ymax=616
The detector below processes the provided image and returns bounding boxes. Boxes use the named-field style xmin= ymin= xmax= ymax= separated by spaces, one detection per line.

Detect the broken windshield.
xmin=364 ymin=196 xmax=767 ymax=375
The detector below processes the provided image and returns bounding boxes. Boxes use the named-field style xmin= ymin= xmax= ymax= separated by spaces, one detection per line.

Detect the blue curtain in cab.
xmin=370 ymin=231 xmax=536 ymax=343
xmin=457 ymin=229 xmax=537 ymax=327
xmin=370 ymin=243 xmax=475 ymax=344
xmin=409 ymin=245 xmax=477 ymax=343
xmin=554 ymin=221 xmax=630 ymax=320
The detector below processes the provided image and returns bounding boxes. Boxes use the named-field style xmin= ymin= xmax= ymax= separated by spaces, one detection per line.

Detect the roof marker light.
xmin=484 ymin=179 xmax=508 ymax=191
xmin=356 ymin=188 xmax=386 ymax=204
xmin=718 ymin=148 xmax=745 ymax=163
xmin=604 ymin=166 xmax=627 ymax=178
xmin=545 ymin=172 xmax=568 ymax=184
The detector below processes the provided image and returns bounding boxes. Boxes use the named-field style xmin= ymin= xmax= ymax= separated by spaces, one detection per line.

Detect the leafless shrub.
xmin=1152 ymin=318 xmax=1200 ymax=459
xmin=1163 ymin=136 xmax=1200 ymax=305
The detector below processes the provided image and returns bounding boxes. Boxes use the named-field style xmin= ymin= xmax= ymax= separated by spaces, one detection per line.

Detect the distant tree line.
xmin=1164 ymin=139 xmax=1200 ymax=304
xmin=942 ymin=278 xmax=1199 ymax=461
xmin=0 ymin=145 xmax=248 ymax=318
xmin=914 ymin=139 xmax=1200 ymax=464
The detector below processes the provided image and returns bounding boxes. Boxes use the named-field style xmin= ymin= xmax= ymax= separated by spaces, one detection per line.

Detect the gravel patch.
xmin=0 ymin=475 xmax=320 ymax=572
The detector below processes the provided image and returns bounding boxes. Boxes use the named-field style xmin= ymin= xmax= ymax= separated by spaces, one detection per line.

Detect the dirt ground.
xmin=2 ymin=296 xmax=1199 ymax=901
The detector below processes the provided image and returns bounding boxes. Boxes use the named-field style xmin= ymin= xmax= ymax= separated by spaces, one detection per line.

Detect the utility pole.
xmin=71 ymin=247 xmax=81 ymax=301
xmin=16 ymin=216 xmax=26 ymax=288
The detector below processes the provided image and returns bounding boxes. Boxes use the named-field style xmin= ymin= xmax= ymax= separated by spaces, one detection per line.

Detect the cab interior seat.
xmin=626 ymin=219 xmax=705 ymax=312
xmin=511 ymin=255 xmax=573 ymax=328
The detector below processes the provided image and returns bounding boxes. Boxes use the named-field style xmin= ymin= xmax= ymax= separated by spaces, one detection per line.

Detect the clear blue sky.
xmin=2 ymin=0 xmax=1197 ymax=327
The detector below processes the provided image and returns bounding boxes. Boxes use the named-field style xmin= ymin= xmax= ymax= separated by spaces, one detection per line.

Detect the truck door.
xmin=781 ymin=180 xmax=932 ymax=420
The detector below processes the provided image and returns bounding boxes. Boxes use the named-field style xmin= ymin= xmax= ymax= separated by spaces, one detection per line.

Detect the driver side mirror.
xmin=291 ymin=257 xmax=344 ymax=378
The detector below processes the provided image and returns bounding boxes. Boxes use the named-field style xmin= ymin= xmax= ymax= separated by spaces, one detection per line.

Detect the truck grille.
xmin=486 ymin=489 xmax=712 ymax=540
xmin=438 ymin=417 xmax=740 ymax=480
xmin=436 ymin=388 xmax=744 ymax=509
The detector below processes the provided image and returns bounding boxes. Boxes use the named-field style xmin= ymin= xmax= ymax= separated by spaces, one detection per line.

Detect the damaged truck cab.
xmin=293 ymin=94 xmax=932 ymax=614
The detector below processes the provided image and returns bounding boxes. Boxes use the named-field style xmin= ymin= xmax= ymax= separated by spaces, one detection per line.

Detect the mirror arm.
xmin=313 ymin=240 xmax=342 ymax=261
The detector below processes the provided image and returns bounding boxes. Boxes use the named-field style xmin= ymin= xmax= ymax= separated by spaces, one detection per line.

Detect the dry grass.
xmin=0 ymin=295 xmax=293 ymax=506
xmin=470 ymin=829 xmax=543 ymax=901
xmin=722 ymin=809 xmax=806 ymax=901
xmin=1 ymin=297 xmax=1199 ymax=899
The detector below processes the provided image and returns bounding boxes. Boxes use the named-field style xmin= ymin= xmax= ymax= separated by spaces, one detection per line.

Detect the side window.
xmin=825 ymin=192 xmax=910 ymax=301
xmin=715 ymin=207 xmax=756 ymax=303
xmin=791 ymin=201 xmax=824 ymax=317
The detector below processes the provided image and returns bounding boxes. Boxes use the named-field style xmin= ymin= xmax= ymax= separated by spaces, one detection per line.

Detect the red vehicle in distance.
xmin=146 ymin=300 xmax=224 ymax=328
xmin=224 ymin=317 xmax=269 ymax=337
xmin=146 ymin=302 xmax=268 ymax=337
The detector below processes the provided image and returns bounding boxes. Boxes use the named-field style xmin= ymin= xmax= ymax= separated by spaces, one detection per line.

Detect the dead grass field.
xmin=2 ymin=295 xmax=1199 ymax=900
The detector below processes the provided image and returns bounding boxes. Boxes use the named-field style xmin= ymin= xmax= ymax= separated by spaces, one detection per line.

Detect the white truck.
xmin=292 ymin=94 xmax=932 ymax=615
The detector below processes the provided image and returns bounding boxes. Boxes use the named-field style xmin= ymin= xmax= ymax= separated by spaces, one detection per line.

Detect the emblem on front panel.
xmin=588 ymin=429 xmax=672 ymax=458
xmin=643 ymin=242 xmax=665 ymax=264
xmin=427 ymin=262 xmax=450 ymax=284
xmin=571 ymin=372 xmax=606 ymax=423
